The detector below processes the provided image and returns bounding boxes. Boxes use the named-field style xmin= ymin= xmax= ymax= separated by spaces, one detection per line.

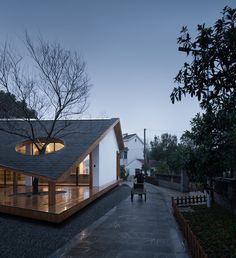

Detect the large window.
xmin=120 ymin=148 xmax=128 ymax=160
xmin=73 ymin=155 xmax=90 ymax=175
xmin=124 ymin=150 xmax=128 ymax=159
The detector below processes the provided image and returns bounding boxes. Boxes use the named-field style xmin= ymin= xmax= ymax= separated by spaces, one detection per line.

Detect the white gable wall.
xmin=92 ymin=145 xmax=99 ymax=186
xmin=120 ymin=134 xmax=144 ymax=176
xmin=92 ymin=128 xmax=119 ymax=187
xmin=126 ymin=159 xmax=142 ymax=176
xmin=122 ymin=135 xmax=143 ymax=165
xmin=126 ymin=136 xmax=143 ymax=163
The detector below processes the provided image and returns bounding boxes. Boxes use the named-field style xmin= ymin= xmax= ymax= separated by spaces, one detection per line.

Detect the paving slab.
xmin=51 ymin=183 xmax=190 ymax=258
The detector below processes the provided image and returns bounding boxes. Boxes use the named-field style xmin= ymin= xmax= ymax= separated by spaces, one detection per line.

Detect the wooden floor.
xmin=0 ymin=180 xmax=121 ymax=223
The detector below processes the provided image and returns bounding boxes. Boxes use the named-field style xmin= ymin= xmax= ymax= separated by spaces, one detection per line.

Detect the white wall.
xmin=126 ymin=136 xmax=143 ymax=163
xmin=120 ymin=135 xmax=143 ymax=167
xmin=92 ymin=145 xmax=99 ymax=186
xmin=92 ymin=128 xmax=119 ymax=187
xmin=126 ymin=159 xmax=142 ymax=176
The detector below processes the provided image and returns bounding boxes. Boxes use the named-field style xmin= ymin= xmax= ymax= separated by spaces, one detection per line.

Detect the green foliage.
xmin=120 ymin=166 xmax=128 ymax=180
xmin=0 ymin=90 xmax=37 ymax=118
xmin=171 ymin=6 xmax=236 ymax=113
xmin=180 ymin=108 xmax=236 ymax=183
xmin=150 ymin=133 xmax=181 ymax=174
xmin=171 ymin=6 xmax=236 ymax=185
xmin=182 ymin=205 xmax=236 ymax=258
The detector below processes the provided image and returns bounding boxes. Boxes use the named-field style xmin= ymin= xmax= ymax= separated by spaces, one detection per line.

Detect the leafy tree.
xmin=120 ymin=166 xmax=128 ymax=180
xmin=180 ymin=112 xmax=221 ymax=179
xmin=171 ymin=6 xmax=236 ymax=113
xmin=0 ymin=90 xmax=37 ymax=118
xmin=150 ymin=133 xmax=179 ymax=174
xmin=170 ymin=6 xmax=236 ymax=191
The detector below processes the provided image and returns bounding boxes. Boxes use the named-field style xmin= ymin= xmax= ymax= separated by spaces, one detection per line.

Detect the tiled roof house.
xmin=0 ymin=118 xmax=124 ymax=222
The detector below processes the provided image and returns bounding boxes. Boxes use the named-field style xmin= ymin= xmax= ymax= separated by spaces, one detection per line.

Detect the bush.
xmin=182 ymin=205 xmax=236 ymax=258
xmin=120 ymin=166 xmax=128 ymax=180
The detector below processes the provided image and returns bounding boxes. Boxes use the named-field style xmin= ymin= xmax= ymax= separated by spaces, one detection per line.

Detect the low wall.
xmin=157 ymin=177 xmax=181 ymax=191
xmin=145 ymin=176 xmax=159 ymax=186
xmin=146 ymin=172 xmax=189 ymax=192
xmin=146 ymin=174 xmax=181 ymax=191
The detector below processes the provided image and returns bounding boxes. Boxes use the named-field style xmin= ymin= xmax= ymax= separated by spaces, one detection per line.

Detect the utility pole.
xmin=144 ymin=128 xmax=147 ymax=174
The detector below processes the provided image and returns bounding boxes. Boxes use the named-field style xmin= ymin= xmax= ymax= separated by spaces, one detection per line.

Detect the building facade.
xmin=120 ymin=133 xmax=144 ymax=176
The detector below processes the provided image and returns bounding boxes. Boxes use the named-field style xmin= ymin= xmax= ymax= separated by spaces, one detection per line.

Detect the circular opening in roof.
xmin=15 ymin=138 xmax=65 ymax=155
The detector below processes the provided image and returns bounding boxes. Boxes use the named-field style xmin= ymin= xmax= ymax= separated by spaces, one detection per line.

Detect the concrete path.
xmin=52 ymin=183 xmax=190 ymax=258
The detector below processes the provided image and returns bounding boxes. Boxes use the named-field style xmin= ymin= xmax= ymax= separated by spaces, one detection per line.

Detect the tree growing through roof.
xmin=0 ymin=33 xmax=91 ymax=193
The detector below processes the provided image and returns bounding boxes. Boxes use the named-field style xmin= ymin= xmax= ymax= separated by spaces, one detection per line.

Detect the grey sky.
xmin=0 ymin=0 xmax=235 ymax=141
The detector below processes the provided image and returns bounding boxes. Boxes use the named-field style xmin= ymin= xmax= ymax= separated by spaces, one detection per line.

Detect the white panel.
xmin=126 ymin=160 xmax=142 ymax=176
xmin=98 ymin=128 xmax=119 ymax=186
xmin=92 ymin=145 xmax=99 ymax=187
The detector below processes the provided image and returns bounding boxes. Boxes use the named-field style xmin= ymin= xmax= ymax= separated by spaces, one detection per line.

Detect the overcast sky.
xmin=0 ymin=0 xmax=235 ymax=141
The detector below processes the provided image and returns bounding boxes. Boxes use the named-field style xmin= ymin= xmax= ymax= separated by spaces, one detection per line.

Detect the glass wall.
xmin=79 ymin=155 xmax=90 ymax=175
xmin=0 ymin=169 xmax=25 ymax=185
xmin=59 ymin=155 xmax=90 ymax=185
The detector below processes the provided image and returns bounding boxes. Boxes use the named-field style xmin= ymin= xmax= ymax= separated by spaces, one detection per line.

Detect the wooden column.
xmin=116 ymin=151 xmax=120 ymax=180
xmin=3 ymin=170 xmax=6 ymax=187
xmin=13 ymin=172 xmax=17 ymax=194
xmin=76 ymin=166 xmax=79 ymax=186
xmin=48 ymin=181 xmax=56 ymax=206
xmin=89 ymin=152 xmax=93 ymax=189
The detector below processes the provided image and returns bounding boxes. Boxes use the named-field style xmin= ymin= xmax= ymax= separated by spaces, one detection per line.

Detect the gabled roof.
xmin=137 ymin=159 xmax=159 ymax=167
xmin=0 ymin=118 xmax=123 ymax=181
xmin=123 ymin=133 xmax=144 ymax=144
xmin=123 ymin=133 xmax=136 ymax=140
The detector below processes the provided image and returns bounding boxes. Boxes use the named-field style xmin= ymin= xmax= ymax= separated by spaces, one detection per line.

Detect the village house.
xmin=120 ymin=133 xmax=144 ymax=176
xmin=0 ymin=118 xmax=123 ymax=223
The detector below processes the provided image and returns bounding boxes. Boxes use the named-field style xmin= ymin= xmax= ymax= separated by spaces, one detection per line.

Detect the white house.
xmin=120 ymin=133 xmax=144 ymax=176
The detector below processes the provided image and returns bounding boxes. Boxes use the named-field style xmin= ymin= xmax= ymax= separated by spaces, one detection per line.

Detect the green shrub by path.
xmin=120 ymin=166 xmax=128 ymax=180
xmin=182 ymin=205 xmax=236 ymax=258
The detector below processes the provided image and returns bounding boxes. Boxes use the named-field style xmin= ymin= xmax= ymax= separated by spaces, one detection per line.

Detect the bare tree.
xmin=0 ymin=33 xmax=91 ymax=193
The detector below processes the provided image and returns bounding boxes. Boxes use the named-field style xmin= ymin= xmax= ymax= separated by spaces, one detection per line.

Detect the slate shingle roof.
xmin=123 ymin=133 xmax=144 ymax=144
xmin=0 ymin=118 xmax=121 ymax=180
xmin=123 ymin=133 xmax=136 ymax=140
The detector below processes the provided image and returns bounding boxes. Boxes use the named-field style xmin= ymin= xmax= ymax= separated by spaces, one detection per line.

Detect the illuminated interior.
xmin=15 ymin=138 xmax=64 ymax=155
xmin=79 ymin=155 xmax=90 ymax=175
xmin=0 ymin=169 xmax=25 ymax=185
xmin=9 ymin=140 xmax=90 ymax=186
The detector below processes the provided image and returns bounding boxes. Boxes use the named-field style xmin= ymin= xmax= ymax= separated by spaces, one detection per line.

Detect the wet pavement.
xmin=51 ymin=183 xmax=190 ymax=258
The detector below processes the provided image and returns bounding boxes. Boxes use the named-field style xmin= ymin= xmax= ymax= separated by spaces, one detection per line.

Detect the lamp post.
xmin=143 ymin=128 xmax=147 ymax=175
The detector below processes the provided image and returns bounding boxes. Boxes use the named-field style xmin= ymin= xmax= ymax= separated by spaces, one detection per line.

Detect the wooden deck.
xmin=0 ymin=180 xmax=121 ymax=223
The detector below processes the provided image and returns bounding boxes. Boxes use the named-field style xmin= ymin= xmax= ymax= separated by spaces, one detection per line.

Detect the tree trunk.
xmin=32 ymin=177 xmax=39 ymax=194
xmin=32 ymin=144 xmax=47 ymax=194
